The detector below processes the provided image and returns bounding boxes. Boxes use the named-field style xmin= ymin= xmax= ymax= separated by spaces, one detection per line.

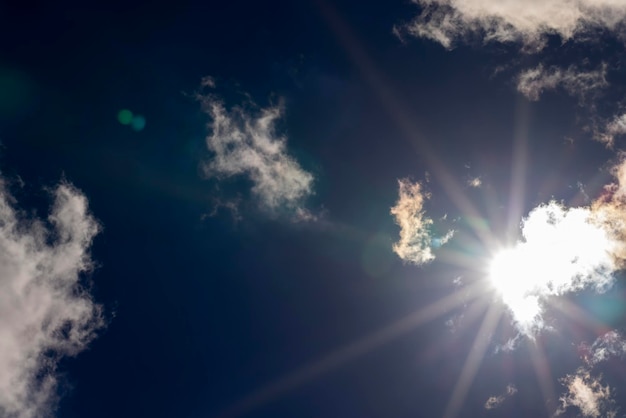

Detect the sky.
xmin=2 ymin=0 xmax=626 ymax=417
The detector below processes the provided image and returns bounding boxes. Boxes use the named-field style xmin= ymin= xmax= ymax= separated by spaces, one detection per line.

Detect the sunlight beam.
xmin=443 ymin=302 xmax=502 ymax=418
xmin=216 ymin=282 xmax=485 ymax=417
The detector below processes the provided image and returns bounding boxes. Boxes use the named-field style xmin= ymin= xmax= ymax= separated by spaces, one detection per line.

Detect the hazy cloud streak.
xmin=517 ymin=64 xmax=607 ymax=102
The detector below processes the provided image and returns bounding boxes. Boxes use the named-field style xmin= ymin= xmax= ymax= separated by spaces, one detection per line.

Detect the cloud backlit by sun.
xmin=489 ymin=158 xmax=626 ymax=335
xmin=391 ymin=179 xmax=453 ymax=265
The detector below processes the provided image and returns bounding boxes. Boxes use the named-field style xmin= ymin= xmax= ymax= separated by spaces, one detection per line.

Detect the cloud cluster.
xmin=390 ymin=179 xmax=452 ymax=265
xmin=0 ymin=181 xmax=102 ymax=418
xmin=484 ymin=384 xmax=517 ymax=410
xmin=199 ymin=85 xmax=315 ymax=218
xmin=398 ymin=0 xmax=626 ymax=50
xmin=516 ymin=64 xmax=607 ymax=102
xmin=490 ymin=158 xmax=626 ymax=335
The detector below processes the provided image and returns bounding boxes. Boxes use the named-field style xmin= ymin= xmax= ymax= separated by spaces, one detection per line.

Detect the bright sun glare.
xmin=487 ymin=203 xmax=617 ymax=334
xmin=488 ymin=248 xmax=543 ymax=327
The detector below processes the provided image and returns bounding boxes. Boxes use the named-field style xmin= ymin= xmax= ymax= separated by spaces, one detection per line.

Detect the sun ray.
xmin=550 ymin=297 xmax=611 ymax=336
xmin=443 ymin=302 xmax=503 ymax=418
xmin=528 ymin=341 xmax=558 ymax=415
xmin=315 ymin=0 xmax=499 ymax=252
xmin=216 ymin=282 xmax=485 ymax=417
xmin=507 ymin=98 xmax=530 ymax=243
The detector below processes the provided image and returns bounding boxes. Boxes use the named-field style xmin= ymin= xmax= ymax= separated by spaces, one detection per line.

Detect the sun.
xmin=488 ymin=247 xmax=543 ymax=327
xmin=486 ymin=202 xmax=617 ymax=333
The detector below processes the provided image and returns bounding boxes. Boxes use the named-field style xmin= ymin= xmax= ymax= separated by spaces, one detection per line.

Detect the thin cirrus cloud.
xmin=490 ymin=157 xmax=626 ymax=336
xmin=516 ymin=64 xmax=607 ymax=102
xmin=396 ymin=0 xmax=626 ymax=50
xmin=390 ymin=179 xmax=453 ymax=265
xmin=198 ymin=79 xmax=315 ymax=220
xmin=0 ymin=180 xmax=103 ymax=418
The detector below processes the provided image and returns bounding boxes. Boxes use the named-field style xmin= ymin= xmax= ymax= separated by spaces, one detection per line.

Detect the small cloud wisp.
xmin=391 ymin=179 xmax=453 ymax=265
xmin=516 ymin=64 xmax=607 ymax=102
xmin=199 ymin=82 xmax=315 ymax=218
xmin=484 ymin=384 xmax=517 ymax=410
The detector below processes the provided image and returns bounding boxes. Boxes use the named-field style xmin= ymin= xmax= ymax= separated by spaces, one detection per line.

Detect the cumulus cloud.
xmin=390 ymin=179 xmax=452 ymax=265
xmin=198 ymin=83 xmax=315 ymax=218
xmin=397 ymin=0 xmax=626 ymax=50
xmin=517 ymin=64 xmax=607 ymax=102
xmin=557 ymin=369 xmax=616 ymax=418
xmin=490 ymin=157 xmax=626 ymax=335
xmin=0 ymin=181 xmax=103 ymax=418
xmin=484 ymin=384 xmax=517 ymax=410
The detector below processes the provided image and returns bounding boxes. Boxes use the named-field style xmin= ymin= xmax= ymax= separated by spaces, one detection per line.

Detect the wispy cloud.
xmin=490 ymin=157 xmax=626 ymax=335
xmin=517 ymin=64 xmax=607 ymax=102
xmin=556 ymin=330 xmax=625 ymax=417
xmin=198 ymin=82 xmax=315 ymax=219
xmin=580 ymin=330 xmax=626 ymax=366
xmin=390 ymin=179 xmax=452 ymax=265
xmin=484 ymin=384 xmax=517 ymax=410
xmin=467 ymin=177 xmax=482 ymax=188
xmin=557 ymin=369 xmax=616 ymax=418
xmin=397 ymin=0 xmax=626 ymax=50
xmin=595 ymin=113 xmax=626 ymax=147
xmin=0 ymin=181 xmax=103 ymax=418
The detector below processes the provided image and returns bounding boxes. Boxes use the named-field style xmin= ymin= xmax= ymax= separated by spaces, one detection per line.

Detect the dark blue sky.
xmin=1 ymin=1 xmax=626 ymax=417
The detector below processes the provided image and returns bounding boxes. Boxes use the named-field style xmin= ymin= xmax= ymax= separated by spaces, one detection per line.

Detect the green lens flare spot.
xmin=117 ymin=109 xmax=133 ymax=125
xmin=131 ymin=115 xmax=146 ymax=131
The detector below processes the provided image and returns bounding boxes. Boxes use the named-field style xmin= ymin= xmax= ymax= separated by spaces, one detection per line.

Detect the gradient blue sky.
xmin=1 ymin=1 xmax=626 ymax=417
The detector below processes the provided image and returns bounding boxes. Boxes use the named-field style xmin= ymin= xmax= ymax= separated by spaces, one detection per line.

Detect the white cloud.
xmin=557 ymin=369 xmax=616 ymax=418
xmin=517 ymin=64 xmax=607 ymax=101
xmin=467 ymin=177 xmax=482 ymax=188
xmin=199 ymin=84 xmax=314 ymax=217
xmin=0 ymin=181 xmax=103 ymax=418
xmin=484 ymin=384 xmax=517 ymax=410
xmin=595 ymin=113 xmax=626 ymax=147
xmin=398 ymin=0 xmax=626 ymax=50
xmin=489 ymin=157 xmax=626 ymax=335
xmin=390 ymin=179 xmax=452 ymax=265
